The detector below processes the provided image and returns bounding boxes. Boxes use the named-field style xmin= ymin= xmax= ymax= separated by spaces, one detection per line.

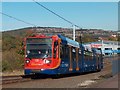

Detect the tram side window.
xmin=53 ymin=41 xmax=58 ymax=58
xmin=60 ymin=45 xmax=69 ymax=59
xmin=79 ymin=49 xmax=82 ymax=60
xmin=72 ymin=47 xmax=76 ymax=61
xmin=60 ymin=44 xmax=63 ymax=58
xmin=65 ymin=45 xmax=69 ymax=58
xmin=84 ymin=50 xmax=93 ymax=60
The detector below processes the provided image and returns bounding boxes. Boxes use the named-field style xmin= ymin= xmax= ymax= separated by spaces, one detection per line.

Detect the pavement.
xmin=92 ymin=73 xmax=119 ymax=88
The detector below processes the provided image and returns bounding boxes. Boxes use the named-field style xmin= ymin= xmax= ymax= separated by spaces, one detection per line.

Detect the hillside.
xmin=2 ymin=26 xmax=118 ymax=41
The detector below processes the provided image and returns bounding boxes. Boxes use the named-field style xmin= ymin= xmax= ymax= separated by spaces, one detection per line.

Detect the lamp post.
xmin=73 ymin=25 xmax=75 ymax=41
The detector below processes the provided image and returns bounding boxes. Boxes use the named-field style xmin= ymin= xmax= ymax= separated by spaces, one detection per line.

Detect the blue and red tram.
xmin=24 ymin=34 xmax=103 ymax=75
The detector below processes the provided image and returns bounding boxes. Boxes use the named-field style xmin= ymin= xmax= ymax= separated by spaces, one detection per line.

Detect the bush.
xmin=2 ymin=30 xmax=37 ymax=72
xmin=2 ymin=49 xmax=24 ymax=72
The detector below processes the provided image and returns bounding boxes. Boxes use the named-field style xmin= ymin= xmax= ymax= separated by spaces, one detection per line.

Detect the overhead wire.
xmin=0 ymin=12 xmax=37 ymax=27
xmin=32 ymin=0 xmax=82 ymax=29
xmin=1 ymin=2 xmax=82 ymax=41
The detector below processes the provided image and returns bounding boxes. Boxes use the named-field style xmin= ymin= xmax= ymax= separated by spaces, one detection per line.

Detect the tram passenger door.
xmin=76 ymin=48 xmax=79 ymax=71
xmin=78 ymin=48 xmax=83 ymax=70
xmin=96 ymin=54 xmax=101 ymax=70
xmin=60 ymin=45 xmax=70 ymax=73
xmin=69 ymin=46 xmax=79 ymax=71
xmin=69 ymin=46 xmax=81 ymax=71
xmin=72 ymin=47 xmax=77 ymax=71
xmin=69 ymin=46 xmax=73 ymax=71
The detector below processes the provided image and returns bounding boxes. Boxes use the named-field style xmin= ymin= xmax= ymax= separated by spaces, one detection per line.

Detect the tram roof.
xmin=57 ymin=34 xmax=80 ymax=48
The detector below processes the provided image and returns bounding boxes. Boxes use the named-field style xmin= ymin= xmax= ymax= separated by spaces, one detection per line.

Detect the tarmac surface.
xmin=1 ymin=56 xmax=119 ymax=89
xmin=90 ymin=73 xmax=119 ymax=88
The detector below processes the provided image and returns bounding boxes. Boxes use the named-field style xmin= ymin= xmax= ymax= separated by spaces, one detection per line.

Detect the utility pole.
xmin=73 ymin=25 xmax=75 ymax=41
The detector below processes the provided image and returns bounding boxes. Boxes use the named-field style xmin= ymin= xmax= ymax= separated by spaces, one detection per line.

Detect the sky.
xmin=1 ymin=1 xmax=118 ymax=31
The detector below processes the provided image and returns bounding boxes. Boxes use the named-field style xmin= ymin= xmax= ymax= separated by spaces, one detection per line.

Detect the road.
xmin=2 ymin=57 xmax=115 ymax=88
xmin=90 ymin=73 xmax=119 ymax=88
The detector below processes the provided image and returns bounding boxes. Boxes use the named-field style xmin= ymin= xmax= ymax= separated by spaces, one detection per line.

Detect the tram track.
xmin=1 ymin=57 xmax=112 ymax=85
xmin=2 ymin=74 xmax=53 ymax=85
xmin=2 ymin=75 xmax=32 ymax=85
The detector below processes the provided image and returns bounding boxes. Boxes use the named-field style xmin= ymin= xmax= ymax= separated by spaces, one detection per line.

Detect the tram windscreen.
xmin=26 ymin=38 xmax=52 ymax=58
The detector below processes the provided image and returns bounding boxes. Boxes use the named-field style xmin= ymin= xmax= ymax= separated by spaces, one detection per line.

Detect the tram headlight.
xmin=44 ymin=59 xmax=51 ymax=64
xmin=26 ymin=60 xmax=30 ymax=63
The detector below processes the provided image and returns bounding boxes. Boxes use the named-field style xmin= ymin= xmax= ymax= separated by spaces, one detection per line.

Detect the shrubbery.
xmin=2 ymin=50 xmax=24 ymax=72
xmin=2 ymin=29 xmax=34 ymax=72
xmin=2 ymin=32 xmax=25 ymax=72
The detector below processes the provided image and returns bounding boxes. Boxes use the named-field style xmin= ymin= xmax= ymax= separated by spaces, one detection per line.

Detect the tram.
xmin=24 ymin=34 xmax=103 ymax=75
